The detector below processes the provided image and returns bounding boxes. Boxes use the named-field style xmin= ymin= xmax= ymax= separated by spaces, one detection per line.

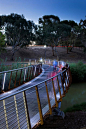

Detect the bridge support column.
xmin=52 ymin=101 xmax=65 ymax=119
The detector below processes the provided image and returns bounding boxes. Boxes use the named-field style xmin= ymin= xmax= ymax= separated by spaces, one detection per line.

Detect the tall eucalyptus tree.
xmin=0 ymin=13 xmax=36 ymax=60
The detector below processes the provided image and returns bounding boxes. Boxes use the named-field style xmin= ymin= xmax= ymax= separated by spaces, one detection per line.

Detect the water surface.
xmin=61 ymin=82 xmax=86 ymax=111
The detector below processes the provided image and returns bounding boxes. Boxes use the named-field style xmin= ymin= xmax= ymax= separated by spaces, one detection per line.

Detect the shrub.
xmin=69 ymin=61 xmax=86 ymax=83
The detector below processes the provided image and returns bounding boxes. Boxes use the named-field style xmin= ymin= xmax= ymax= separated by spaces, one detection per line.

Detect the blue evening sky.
xmin=0 ymin=0 xmax=86 ymax=24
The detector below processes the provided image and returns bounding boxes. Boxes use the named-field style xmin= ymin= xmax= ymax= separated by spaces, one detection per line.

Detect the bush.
xmin=69 ymin=61 xmax=86 ymax=83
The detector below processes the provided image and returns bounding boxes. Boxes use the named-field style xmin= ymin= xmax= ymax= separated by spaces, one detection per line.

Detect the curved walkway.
xmin=0 ymin=63 xmax=70 ymax=129
xmin=0 ymin=64 xmax=58 ymax=99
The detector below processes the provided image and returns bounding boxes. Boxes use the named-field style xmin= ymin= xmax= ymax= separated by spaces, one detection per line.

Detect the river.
xmin=61 ymin=82 xmax=86 ymax=111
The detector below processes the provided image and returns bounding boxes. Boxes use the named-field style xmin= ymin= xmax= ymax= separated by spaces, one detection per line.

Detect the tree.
xmin=60 ymin=20 xmax=80 ymax=53
xmin=0 ymin=13 xmax=36 ymax=60
xmin=79 ymin=17 xmax=86 ymax=51
xmin=0 ymin=30 xmax=5 ymax=54
xmin=37 ymin=15 xmax=61 ymax=56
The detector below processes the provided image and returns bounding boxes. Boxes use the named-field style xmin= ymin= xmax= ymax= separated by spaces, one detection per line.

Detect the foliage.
xmin=79 ymin=17 xmax=86 ymax=50
xmin=0 ymin=13 xmax=37 ymax=60
xmin=36 ymin=15 xmax=72 ymax=55
xmin=64 ymin=102 xmax=86 ymax=113
xmin=0 ymin=31 xmax=5 ymax=53
xmin=0 ymin=57 xmax=27 ymax=72
xmin=69 ymin=61 xmax=86 ymax=83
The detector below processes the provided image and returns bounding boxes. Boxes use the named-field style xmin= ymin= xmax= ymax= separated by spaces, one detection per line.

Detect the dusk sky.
xmin=0 ymin=0 xmax=86 ymax=24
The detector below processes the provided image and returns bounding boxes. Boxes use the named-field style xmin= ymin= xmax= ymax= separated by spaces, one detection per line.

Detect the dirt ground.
xmin=0 ymin=46 xmax=86 ymax=64
xmin=0 ymin=46 xmax=86 ymax=129
xmin=36 ymin=111 xmax=86 ymax=129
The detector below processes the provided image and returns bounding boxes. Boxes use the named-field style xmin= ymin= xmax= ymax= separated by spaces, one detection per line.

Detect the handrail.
xmin=0 ymin=61 xmax=72 ymax=129
xmin=0 ymin=68 xmax=66 ymax=101
xmin=0 ymin=63 xmax=42 ymax=93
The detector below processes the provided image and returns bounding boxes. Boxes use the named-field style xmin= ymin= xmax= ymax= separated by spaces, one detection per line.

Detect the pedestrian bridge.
xmin=0 ymin=60 xmax=72 ymax=129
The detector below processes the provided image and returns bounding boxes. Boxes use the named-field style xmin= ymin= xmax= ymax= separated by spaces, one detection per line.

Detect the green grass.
xmin=0 ymin=57 xmax=35 ymax=92
xmin=0 ymin=57 xmax=28 ymax=72
xmin=64 ymin=102 xmax=86 ymax=113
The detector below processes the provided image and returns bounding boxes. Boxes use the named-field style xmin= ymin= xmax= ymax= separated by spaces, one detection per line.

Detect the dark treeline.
xmin=0 ymin=13 xmax=86 ymax=60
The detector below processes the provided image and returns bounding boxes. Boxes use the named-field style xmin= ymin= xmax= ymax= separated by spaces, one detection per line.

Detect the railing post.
xmin=57 ymin=76 xmax=62 ymax=101
xmin=14 ymin=95 xmax=20 ymax=129
xmin=35 ymin=85 xmax=43 ymax=125
xmin=29 ymin=59 xmax=31 ymax=65
xmin=8 ymin=71 xmax=12 ymax=90
xmin=66 ymin=70 xmax=70 ymax=89
xmin=24 ymin=68 xmax=26 ymax=82
xmin=2 ymin=72 xmax=6 ymax=91
xmin=60 ymin=74 xmax=65 ymax=95
xmin=39 ymin=64 xmax=41 ymax=73
xmin=3 ymin=100 xmax=9 ymax=129
xmin=19 ymin=69 xmax=22 ymax=86
xmin=23 ymin=91 xmax=31 ymax=129
xmin=14 ymin=71 xmax=17 ymax=87
xmin=32 ymin=66 xmax=34 ymax=79
xmin=26 ymin=67 xmax=29 ymax=81
xmin=35 ymin=59 xmax=36 ymax=65
xmin=34 ymin=66 xmax=36 ymax=77
xmin=52 ymin=78 xmax=58 ymax=107
xmin=45 ymin=81 xmax=52 ymax=115
xmin=29 ymin=67 xmax=32 ymax=80
xmin=63 ymin=72 xmax=68 ymax=93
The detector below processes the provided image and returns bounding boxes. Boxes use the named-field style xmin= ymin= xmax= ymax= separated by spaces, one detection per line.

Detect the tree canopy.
xmin=0 ymin=30 xmax=5 ymax=54
xmin=36 ymin=15 xmax=72 ymax=55
xmin=0 ymin=13 xmax=37 ymax=60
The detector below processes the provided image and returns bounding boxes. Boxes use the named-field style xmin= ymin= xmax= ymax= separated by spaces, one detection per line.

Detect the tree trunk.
xmin=67 ymin=41 xmax=68 ymax=54
xmin=52 ymin=46 xmax=54 ymax=56
xmin=11 ymin=47 xmax=15 ymax=61
xmin=11 ymin=52 xmax=15 ymax=61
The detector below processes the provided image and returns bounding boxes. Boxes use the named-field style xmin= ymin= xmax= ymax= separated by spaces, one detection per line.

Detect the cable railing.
xmin=0 ymin=63 xmax=42 ymax=93
xmin=0 ymin=61 xmax=72 ymax=129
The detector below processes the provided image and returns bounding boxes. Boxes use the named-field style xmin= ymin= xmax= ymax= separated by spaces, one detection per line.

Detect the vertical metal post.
xmin=58 ymin=61 xmax=59 ymax=67
xmin=63 ymin=72 xmax=68 ymax=93
xmin=32 ymin=66 xmax=34 ymax=79
xmin=24 ymin=68 xmax=26 ymax=82
xmin=2 ymin=72 xmax=6 ymax=91
xmin=45 ymin=81 xmax=52 ymax=115
xmin=35 ymin=59 xmax=36 ymax=65
xmin=34 ymin=66 xmax=36 ymax=77
xmin=60 ymin=74 xmax=65 ymax=95
xmin=67 ymin=70 xmax=70 ymax=89
xmin=35 ymin=86 xmax=43 ymax=125
xmin=14 ymin=71 xmax=17 ymax=87
xmin=19 ymin=69 xmax=22 ymax=86
xmin=23 ymin=91 xmax=31 ymax=129
xmin=14 ymin=95 xmax=20 ymax=129
xmin=65 ymin=71 xmax=68 ymax=88
xmin=29 ymin=67 xmax=32 ymax=80
xmin=3 ymin=100 xmax=9 ymax=129
xmin=8 ymin=71 xmax=12 ymax=90
xmin=29 ymin=59 xmax=31 ymax=65
xmin=52 ymin=78 xmax=58 ymax=107
xmin=57 ymin=76 xmax=62 ymax=101
xmin=26 ymin=67 xmax=29 ymax=81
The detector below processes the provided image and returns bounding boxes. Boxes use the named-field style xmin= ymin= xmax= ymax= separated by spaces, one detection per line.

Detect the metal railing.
xmin=0 ymin=61 xmax=72 ymax=129
xmin=0 ymin=63 xmax=42 ymax=93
